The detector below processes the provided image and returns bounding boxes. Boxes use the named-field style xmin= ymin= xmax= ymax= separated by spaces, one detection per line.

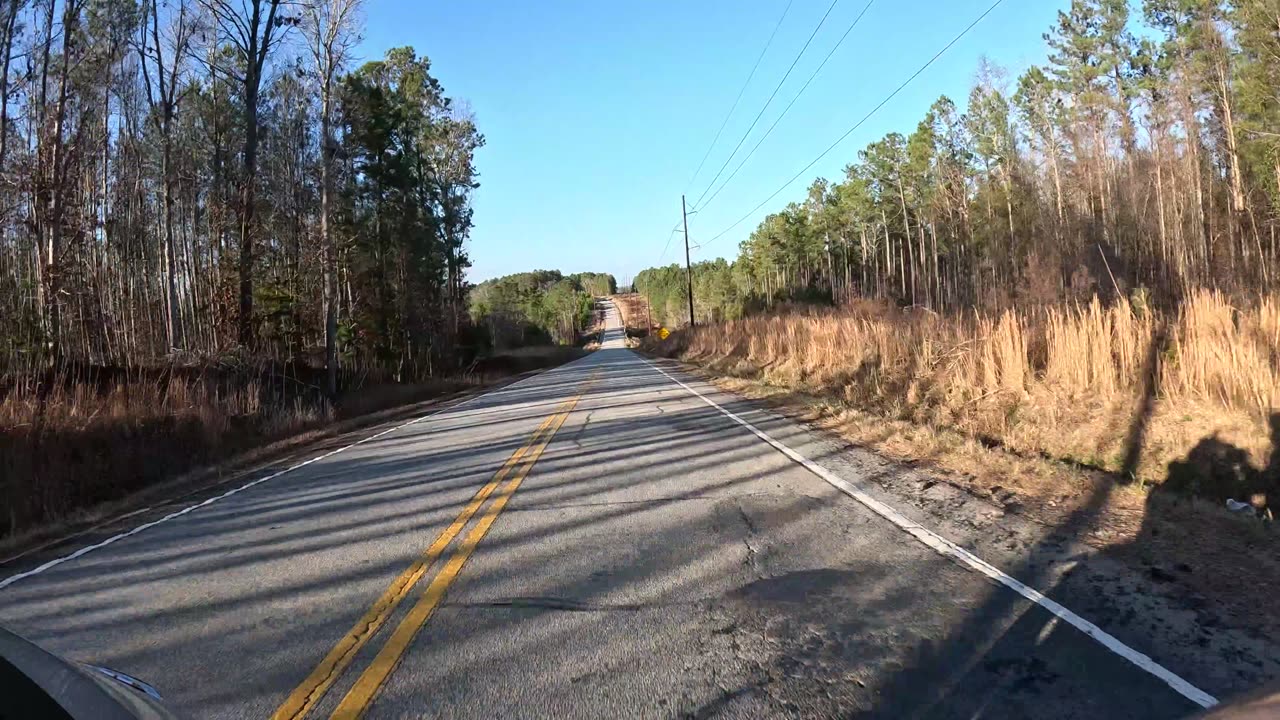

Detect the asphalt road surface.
xmin=0 ymin=302 xmax=1215 ymax=719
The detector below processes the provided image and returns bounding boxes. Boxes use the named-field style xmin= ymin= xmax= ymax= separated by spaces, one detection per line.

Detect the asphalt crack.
xmin=736 ymin=501 xmax=762 ymax=576
xmin=457 ymin=596 xmax=644 ymax=612
xmin=571 ymin=411 xmax=593 ymax=448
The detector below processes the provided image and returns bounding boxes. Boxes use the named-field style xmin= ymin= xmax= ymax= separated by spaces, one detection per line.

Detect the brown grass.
xmin=0 ymin=346 xmax=585 ymax=539
xmin=700 ymin=369 xmax=1280 ymax=643
xmin=651 ymin=291 xmax=1279 ymax=498
xmin=0 ymin=372 xmax=315 ymax=537
xmin=610 ymin=293 xmax=652 ymax=334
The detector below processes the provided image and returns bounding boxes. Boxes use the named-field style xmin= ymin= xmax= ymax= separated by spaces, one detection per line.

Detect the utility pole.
xmin=682 ymin=194 xmax=695 ymax=328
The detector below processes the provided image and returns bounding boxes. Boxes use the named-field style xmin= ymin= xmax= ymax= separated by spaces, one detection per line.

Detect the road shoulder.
xmin=647 ymin=354 xmax=1280 ymax=707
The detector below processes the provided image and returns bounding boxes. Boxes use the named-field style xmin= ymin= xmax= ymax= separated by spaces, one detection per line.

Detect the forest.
xmin=469 ymin=270 xmax=615 ymax=349
xmin=0 ymin=0 xmax=483 ymax=391
xmin=638 ymin=0 xmax=1280 ymax=324
xmin=0 ymin=0 xmax=500 ymax=538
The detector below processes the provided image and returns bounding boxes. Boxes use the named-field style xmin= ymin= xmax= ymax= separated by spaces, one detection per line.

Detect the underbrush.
xmin=1 ymin=369 xmax=316 ymax=538
xmin=0 ymin=347 xmax=582 ymax=539
xmin=650 ymin=291 xmax=1279 ymax=507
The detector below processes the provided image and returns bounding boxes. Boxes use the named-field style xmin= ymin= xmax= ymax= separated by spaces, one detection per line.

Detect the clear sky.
xmin=358 ymin=0 xmax=1072 ymax=285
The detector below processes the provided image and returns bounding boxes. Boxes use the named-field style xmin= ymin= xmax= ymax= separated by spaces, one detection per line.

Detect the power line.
xmin=689 ymin=0 xmax=842 ymax=212
xmin=657 ymin=218 xmax=684 ymax=263
xmin=683 ymin=0 xmax=796 ymax=196
xmin=701 ymin=0 xmax=1007 ymax=248
xmin=697 ymin=0 xmax=877 ymax=214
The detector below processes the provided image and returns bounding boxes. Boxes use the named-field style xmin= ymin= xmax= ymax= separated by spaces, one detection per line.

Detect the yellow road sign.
xmin=658 ymin=327 xmax=670 ymax=340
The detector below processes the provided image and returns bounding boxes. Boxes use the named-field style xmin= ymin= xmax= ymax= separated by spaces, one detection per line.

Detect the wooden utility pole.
xmin=682 ymin=194 xmax=695 ymax=328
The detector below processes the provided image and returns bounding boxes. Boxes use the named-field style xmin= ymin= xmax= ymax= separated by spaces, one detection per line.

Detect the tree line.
xmin=469 ymin=270 xmax=615 ymax=349
xmin=0 ymin=0 xmax=484 ymax=393
xmin=642 ymin=0 xmax=1279 ymax=321
xmin=634 ymin=260 xmax=744 ymax=328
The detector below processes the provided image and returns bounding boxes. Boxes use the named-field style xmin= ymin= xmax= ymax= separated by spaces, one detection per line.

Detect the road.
xmin=0 ymin=301 xmax=1215 ymax=718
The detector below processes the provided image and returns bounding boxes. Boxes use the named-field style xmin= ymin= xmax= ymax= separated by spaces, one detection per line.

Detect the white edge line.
xmin=0 ymin=506 xmax=155 ymax=568
xmin=0 ymin=364 xmax=576 ymax=593
xmin=638 ymin=355 xmax=1218 ymax=710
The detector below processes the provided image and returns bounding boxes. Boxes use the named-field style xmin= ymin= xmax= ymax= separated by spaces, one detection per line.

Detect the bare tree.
xmin=302 ymin=0 xmax=360 ymax=398
xmin=33 ymin=0 xmax=87 ymax=360
xmin=0 ymin=3 xmax=482 ymax=376
xmin=138 ymin=0 xmax=197 ymax=350
xmin=198 ymin=0 xmax=291 ymax=348
xmin=0 ymin=0 xmax=23 ymax=184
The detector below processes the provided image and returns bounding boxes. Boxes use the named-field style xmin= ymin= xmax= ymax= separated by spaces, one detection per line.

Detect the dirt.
xmin=668 ymin=358 xmax=1280 ymax=704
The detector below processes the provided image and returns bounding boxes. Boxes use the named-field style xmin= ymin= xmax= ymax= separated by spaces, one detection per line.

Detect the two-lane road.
xmin=0 ymin=302 xmax=1213 ymax=718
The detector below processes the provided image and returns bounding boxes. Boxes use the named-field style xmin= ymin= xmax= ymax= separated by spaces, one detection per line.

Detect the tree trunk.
xmin=0 ymin=0 xmax=19 ymax=185
xmin=237 ymin=75 xmax=259 ymax=347
xmin=1047 ymin=135 xmax=1064 ymax=227
xmin=1214 ymin=55 xmax=1246 ymax=215
xmin=897 ymin=180 xmax=913 ymax=303
xmin=41 ymin=1 xmax=79 ymax=362
xmin=1152 ymin=126 xmax=1171 ymax=286
xmin=162 ymin=131 xmax=179 ymax=350
xmin=321 ymin=89 xmax=338 ymax=398
xmin=233 ymin=0 xmax=283 ymax=349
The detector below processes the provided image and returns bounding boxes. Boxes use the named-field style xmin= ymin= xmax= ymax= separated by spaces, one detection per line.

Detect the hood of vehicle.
xmin=0 ymin=624 xmax=177 ymax=720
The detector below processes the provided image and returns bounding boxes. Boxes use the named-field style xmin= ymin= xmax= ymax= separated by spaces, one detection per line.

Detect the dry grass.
xmin=610 ymin=293 xmax=652 ymax=333
xmin=666 ymin=295 xmax=1280 ymax=640
xmin=653 ymin=291 xmax=1279 ymax=501
xmin=703 ymin=369 xmax=1280 ymax=642
xmin=0 ymin=346 xmax=583 ymax=539
xmin=0 ymin=372 xmax=332 ymax=537
xmin=705 ymin=373 xmax=1141 ymax=534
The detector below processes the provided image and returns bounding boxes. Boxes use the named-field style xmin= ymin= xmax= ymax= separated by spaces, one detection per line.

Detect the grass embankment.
xmin=0 ymin=346 xmax=583 ymax=542
xmin=648 ymin=292 xmax=1278 ymax=513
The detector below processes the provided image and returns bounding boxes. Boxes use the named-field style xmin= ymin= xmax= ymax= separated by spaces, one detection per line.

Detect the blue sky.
xmin=359 ymin=0 xmax=1071 ymax=285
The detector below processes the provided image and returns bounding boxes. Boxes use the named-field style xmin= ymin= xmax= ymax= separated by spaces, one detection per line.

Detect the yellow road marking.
xmin=329 ymin=390 xmax=587 ymax=720
xmin=271 ymin=408 xmax=564 ymax=720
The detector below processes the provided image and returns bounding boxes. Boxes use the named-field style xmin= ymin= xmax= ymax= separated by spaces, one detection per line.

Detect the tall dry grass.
xmin=0 ymin=345 xmax=586 ymax=540
xmin=0 ymin=372 xmax=332 ymax=538
xmin=610 ymin=293 xmax=653 ymax=335
xmin=658 ymin=291 xmax=1279 ymax=494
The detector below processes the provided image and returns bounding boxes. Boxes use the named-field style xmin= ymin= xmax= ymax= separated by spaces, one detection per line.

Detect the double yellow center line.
xmin=273 ymin=380 xmax=592 ymax=720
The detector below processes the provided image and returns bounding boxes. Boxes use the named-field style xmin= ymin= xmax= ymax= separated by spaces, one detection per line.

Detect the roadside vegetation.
xmin=610 ymin=292 xmax=654 ymax=341
xmin=0 ymin=1 xmax=606 ymax=541
xmin=0 ymin=364 xmax=479 ymax=542
xmin=638 ymin=0 xmax=1280 ymax=513
xmin=0 ymin=268 xmax=613 ymax=541
xmin=469 ymin=271 xmax=616 ymax=349
xmin=653 ymin=293 xmax=1277 ymax=503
